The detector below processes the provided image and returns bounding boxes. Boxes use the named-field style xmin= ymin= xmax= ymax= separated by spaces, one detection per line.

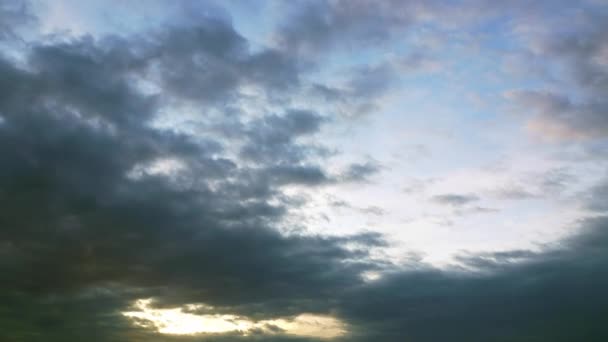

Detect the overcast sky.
xmin=1 ymin=0 xmax=608 ymax=341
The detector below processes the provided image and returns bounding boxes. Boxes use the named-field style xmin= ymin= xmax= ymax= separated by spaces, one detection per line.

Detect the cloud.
xmin=0 ymin=12 xmax=383 ymax=340
xmin=506 ymin=90 xmax=608 ymax=141
xmin=431 ymin=193 xmax=480 ymax=206
xmin=328 ymin=62 xmax=399 ymax=117
xmin=239 ymin=110 xmax=327 ymax=164
xmin=503 ymin=5 xmax=608 ymax=141
xmin=1 ymin=1 xmax=607 ymax=341
xmin=489 ymin=167 xmax=576 ymax=200
xmin=0 ymin=0 xmax=34 ymax=40
xmin=337 ymin=216 xmax=608 ymax=342
xmin=328 ymin=197 xmax=386 ymax=217
xmin=264 ymin=164 xmax=331 ymax=186
xmin=402 ymin=177 xmax=437 ymax=194
xmin=584 ymin=175 xmax=608 ymax=213
xmin=456 ymin=206 xmax=500 ymax=216
xmin=274 ymin=0 xmax=415 ymax=57
xmin=339 ymin=161 xmax=381 ymax=183
xmin=491 ymin=185 xmax=537 ymax=200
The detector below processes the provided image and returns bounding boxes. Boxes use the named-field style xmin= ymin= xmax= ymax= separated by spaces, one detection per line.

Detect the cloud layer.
xmin=1 ymin=0 xmax=607 ymax=341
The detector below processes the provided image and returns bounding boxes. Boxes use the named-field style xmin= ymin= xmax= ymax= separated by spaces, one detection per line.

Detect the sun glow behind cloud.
xmin=122 ymin=299 xmax=346 ymax=338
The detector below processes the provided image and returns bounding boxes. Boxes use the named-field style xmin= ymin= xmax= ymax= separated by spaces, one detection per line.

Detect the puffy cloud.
xmin=0 ymin=9 xmax=381 ymax=340
xmin=238 ymin=110 xmax=327 ymax=164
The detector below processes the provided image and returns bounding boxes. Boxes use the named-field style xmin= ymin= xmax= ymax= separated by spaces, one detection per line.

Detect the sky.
xmin=1 ymin=0 xmax=608 ymax=341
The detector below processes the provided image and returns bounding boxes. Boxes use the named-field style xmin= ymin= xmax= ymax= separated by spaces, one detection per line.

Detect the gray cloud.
xmin=329 ymin=198 xmax=386 ymax=217
xmin=0 ymin=0 xmax=34 ymax=40
xmin=490 ymin=168 xmax=576 ymax=200
xmin=402 ymin=177 xmax=437 ymax=194
xmin=274 ymin=0 xmax=413 ymax=57
xmin=0 ymin=12 xmax=381 ymax=340
xmin=492 ymin=185 xmax=538 ymax=200
xmin=504 ymin=4 xmax=608 ymax=141
xmin=507 ymin=89 xmax=608 ymax=140
xmin=273 ymin=1 xmax=449 ymax=119
xmin=339 ymin=161 xmax=381 ymax=183
xmin=456 ymin=206 xmax=500 ymax=216
xmin=431 ymin=193 xmax=480 ymax=206
xmin=152 ymin=25 xmax=299 ymax=104
xmin=338 ymin=216 xmax=608 ymax=342
xmin=306 ymin=52 xmax=441 ymax=118
xmin=1 ymin=1 xmax=607 ymax=341
xmin=584 ymin=175 xmax=608 ymax=213
xmin=239 ymin=110 xmax=327 ymax=164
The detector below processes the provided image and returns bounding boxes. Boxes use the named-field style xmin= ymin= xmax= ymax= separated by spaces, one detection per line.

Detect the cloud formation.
xmin=431 ymin=193 xmax=480 ymax=206
xmin=505 ymin=5 xmax=608 ymax=141
xmin=0 ymin=12 xmax=382 ymax=340
xmin=1 ymin=1 xmax=607 ymax=341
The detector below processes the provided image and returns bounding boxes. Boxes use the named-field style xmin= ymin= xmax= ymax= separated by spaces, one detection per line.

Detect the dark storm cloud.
xmin=239 ymin=110 xmax=327 ymax=164
xmin=0 ymin=288 xmax=140 ymax=342
xmin=264 ymin=164 xmax=331 ymax=186
xmin=337 ymin=215 xmax=608 ymax=342
xmin=0 ymin=10 xmax=380 ymax=341
xmin=431 ymin=193 xmax=480 ymax=206
xmin=149 ymin=20 xmax=299 ymax=104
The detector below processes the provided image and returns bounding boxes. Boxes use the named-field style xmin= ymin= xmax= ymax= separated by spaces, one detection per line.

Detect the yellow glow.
xmin=126 ymin=158 xmax=185 ymax=180
xmin=267 ymin=314 xmax=346 ymax=338
xmin=361 ymin=270 xmax=382 ymax=282
xmin=122 ymin=299 xmax=346 ymax=338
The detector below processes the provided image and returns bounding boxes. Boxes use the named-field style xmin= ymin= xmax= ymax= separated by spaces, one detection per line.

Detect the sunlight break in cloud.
xmin=123 ymin=299 xmax=346 ymax=338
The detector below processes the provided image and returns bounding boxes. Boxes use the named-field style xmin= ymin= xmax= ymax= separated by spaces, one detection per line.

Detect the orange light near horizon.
xmin=122 ymin=298 xmax=346 ymax=339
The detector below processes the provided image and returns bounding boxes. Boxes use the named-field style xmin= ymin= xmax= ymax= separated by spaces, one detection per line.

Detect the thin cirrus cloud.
xmin=0 ymin=0 xmax=607 ymax=341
